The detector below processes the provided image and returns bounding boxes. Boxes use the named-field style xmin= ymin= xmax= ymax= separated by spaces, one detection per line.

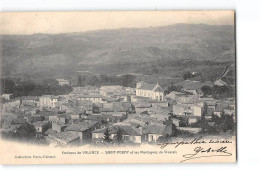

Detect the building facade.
xmin=39 ymin=95 xmax=60 ymax=109
xmin=56 ymin=79 xmax=70 ymax=86
xmin=136 ymin=81 xmax=165 ymax=101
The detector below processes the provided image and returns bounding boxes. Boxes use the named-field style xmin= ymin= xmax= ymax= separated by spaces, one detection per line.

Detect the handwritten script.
xmin=181 ymin=146 xmax=232 ymax=163
xmin=157 ymin=136 xmax=233 ymax=163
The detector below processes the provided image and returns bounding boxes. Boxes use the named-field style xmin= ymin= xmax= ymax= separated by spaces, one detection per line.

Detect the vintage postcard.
xmin=0 ymin=11 xmax=236 ymax=164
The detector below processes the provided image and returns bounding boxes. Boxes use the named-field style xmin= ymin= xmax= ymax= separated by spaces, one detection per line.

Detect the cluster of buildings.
xmin=1 ymin=79 xmax=235 ymax=147
xmin=56 ymin=79 xmax=70 ymax=86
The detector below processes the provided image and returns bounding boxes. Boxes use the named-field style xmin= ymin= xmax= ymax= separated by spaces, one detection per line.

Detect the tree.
xmin=1 ymin=78 xmax=73 ymax=98
xmin=114 ymin=128 xmax=123 ymax=144
xmin=199 ymin=117 xmax=210 ymax=134
xmin=165 ymin=82 xmax=183 ymax=95
xmin=201 ymin=85 xmax=212 ymax=97
xmin=92 ymin=104 xmax=100 ymax=113
xmin=164 ymin=115 xmax=178 ymax=137
xmin=171 ymin=123 xmax=178 ymax=137
xmin=88 ymin=76 xmax=99 ymax=86
xmin=183 ymin=71 xmax=192 ymax=80
xmin=15 ymin=123 xmax=37 ymax=140
xmin=212 ymin=85 xmax=232 ymax=99
xmin=103 ymin=128 xmax=111 ymax=143
xmin=219 ymin=111 xmax=235 ymax=132
xmin=2 ymin=122 xmax=49 ymax=145
xmin=209 ymin=111 xmax=235 ymax=134
xmin=77 ymin=76 xmax=82 ymax=87
xmin=121 ymin=75 xmax=136 ymax=87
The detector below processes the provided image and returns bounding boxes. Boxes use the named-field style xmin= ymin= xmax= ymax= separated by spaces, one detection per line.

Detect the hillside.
xmin=0 ymin=24 xmax=235 ymax=82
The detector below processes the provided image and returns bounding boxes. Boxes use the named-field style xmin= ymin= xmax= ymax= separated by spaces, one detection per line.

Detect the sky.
xmin=0 ymin=11 xmax=234 ymax=35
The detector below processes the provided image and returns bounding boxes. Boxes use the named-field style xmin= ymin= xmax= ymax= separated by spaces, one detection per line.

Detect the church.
xmin=135 ymin=81 xmax=165 ymax=101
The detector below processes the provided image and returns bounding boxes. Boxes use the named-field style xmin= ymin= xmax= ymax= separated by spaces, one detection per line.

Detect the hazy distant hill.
xmin=0 ymin=24 xmax=235 ymax=80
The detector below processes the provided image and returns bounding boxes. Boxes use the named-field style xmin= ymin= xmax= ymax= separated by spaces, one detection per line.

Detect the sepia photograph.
xmin=0 ymin=11 xmax=236 ymax=164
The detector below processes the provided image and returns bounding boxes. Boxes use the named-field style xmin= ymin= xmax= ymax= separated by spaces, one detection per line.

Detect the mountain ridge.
xmin=0 ymin=23 xmax=235 ymax=80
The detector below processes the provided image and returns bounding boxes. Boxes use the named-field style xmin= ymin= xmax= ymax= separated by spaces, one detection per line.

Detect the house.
xmin=44 ymin=129 xmax=57 ymax=135
xmin=213 ymin=111 xmax=222 ymax=117
xmin=134 ymin=102 xmax=152 ymax=114
xmin=228 ymin=99 xmax=235 ymax=110
xmin=192 ymin=105 xmax=203 ymax=116
xmin=112 ymin=125 xmax=142 ymax=144
xmin=200 ymin=98 xmax=216 ymax=110
xmin=71 ymin=86 xmax=99 ymax=95
xmin=213 ymin=103 xmax=228 ymax=117
xmin=205 ymin=108 xmax=214 ymax=120
xmin=39 ymin=95 xmax=61 ymax=109
xmin=2 ymin=93 xmax=13 ymax=100
xmin=87 ymin=114 xmax=125 ymax=124
xmin=100 ymin=102 xmax=134 ymax=114
xmin=187 ymin=116 xmax=198 ymax=125
xmin=26 ymin=108 xmax=40 ymax=116
xmin=50 ymin=96 xmax=61 ymax=108
xmin=33 ymin=121 xmax=50 ymax=134
xmin=131 ymin=95 xmax=151 ymax=102
xmin=65 ymin=121 xmax=100 ymax=142
xmin=91 ymin=128 xmax=106 ymax=141
xmin=115 ymin=94 xmax=129 ymax=102
xmin=142 ymin=124 xmax=166 ymax=143
xmin=92 ymin=125 xmax=142 ymax=144
xmin=223 ymin=109 xmax=235 ymax=116
xmin=110 ymin=89 xmax=131 ymax=102
xmin=64 ymin=124 xmax=89 ymax=143
xmin=58 ymin=102 xmax=69 ymax=111
xmin=136 ymin=81 xmax=165 ymax=101
xmin=2 ymin=99 xmax=20 ymax=112
xmin=102 ymin=102 xmax=114 ymax=109
xmin=50 ymin=114 xmax=70 ymax=124
xmin=150 ymin=113 xmax=170 ymax=121
xmin=165 ymin=91 xmax=185 ymax=100
xmin=176 ymin=127 xmax=201 ymax=134
xmin=21 ymin=96 xmax=38 ymax=106
xmin=174 ymin=95 xmax=204 ymax=116
xmin=174 ymin=80 xmax=213 ymax=96
xmin=172 ymin=118 xmax=180 ymax=127
xmin=100 ymin=85 xmax=123 ymax=97
xmin=25 ymin=115 xmax=45 ymax=123
xmin=67 ymin=111 xmax=81 ymax=120
xmin=56 ymin=96 xmax=69 ymax=106
xmin=172 ymin=104 xmax=192 ymax=116
xmin=37 ymin=110 xmax=59 ymax=121
xmin=175 ymin=94 xmax=199 ymax=104
xmin=77 ymin=94 xmax=103 ymax=104
xmin=102 ymin=96 xmax=115 ymax=103
xmin=49 ymin=115 xmax=59 ymax=122
xmin=48 ymin=131 xmax=80 ymax=146
xmin=52 ymin=122 xmax=66 ymax=132
xmin=113 ymin=102 xmax=134 ymax=113
xmin=176 ymin=115 xmax=201 ymax=126
xmin=150 ymin=101 xmax=168 ymax=108
xmin=124 ymin=118 xmax=147 ymax=128
xmin=56 ymin=79 xmax=70 ymax=86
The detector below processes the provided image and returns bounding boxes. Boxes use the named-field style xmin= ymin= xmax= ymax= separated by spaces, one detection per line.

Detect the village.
xmin=1 ymin=77 xmax=236 ymax=147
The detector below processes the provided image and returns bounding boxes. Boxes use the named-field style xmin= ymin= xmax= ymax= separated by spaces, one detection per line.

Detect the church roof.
xmin=153 ymin=86 xmax=164 ymax=92
xmin=139 ymin=83 xmax=157 ymax=90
